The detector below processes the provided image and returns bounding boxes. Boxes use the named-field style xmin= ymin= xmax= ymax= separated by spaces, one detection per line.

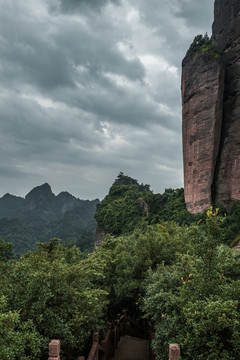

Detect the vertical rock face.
xmin=212 ymin=0 xmax=240 ymax=207
xmin=182 ymin=0 xmax=240 ymax=213
xmin=182 ymin=53 xmax=225 ymax=214
xmin=212 ymin=0 xmax=240 ymax=51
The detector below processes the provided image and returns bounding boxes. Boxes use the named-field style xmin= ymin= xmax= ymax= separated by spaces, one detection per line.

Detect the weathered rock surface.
xmin=212 ymin=0 xmax=240 ymax=52
xmin=182 ymin=0 xmax=240 ymax=213
xmin=182 ymin=53 xmax=225 ymax=214
xmin=233 ymin=240 xmax=240 ymax=250
xmin=212 ymin=0 xmax=240 ymax=207
xmin=137 ymin=199 xmax=149 ymax=215
xmin=94 ymin=226 xmax=109 ymax=248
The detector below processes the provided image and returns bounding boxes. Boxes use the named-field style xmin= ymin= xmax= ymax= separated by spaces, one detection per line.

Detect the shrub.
xmin=142 ymin=209 xmax=240 ymax=359
xmin=187 ymin=33 xmax=222 ymax=61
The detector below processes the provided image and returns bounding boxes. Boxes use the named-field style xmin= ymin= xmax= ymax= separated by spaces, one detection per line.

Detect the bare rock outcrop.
xmin=212 ymin=0 xmax=240 ymax=207
xmin=94 ymin=226 xmax=109 ymax=248
xmin=182 ymin=0 xmax=240 ymax=213
xmin=182 ymin=53 xmax=224 ymax=214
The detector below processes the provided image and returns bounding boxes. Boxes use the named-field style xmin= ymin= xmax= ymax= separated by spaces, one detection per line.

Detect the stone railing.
xmin=48 ymin=340 xmax=61 ymax=360
xmin=47 ymin=311 xmax=127 ymax=360
xmin=169 ymin=344 xmax=180 ymax=360
xmin=79 ymin=311 xmax=127 ymax=360
xmin=47 ymin=311 xmax=181 ymax=360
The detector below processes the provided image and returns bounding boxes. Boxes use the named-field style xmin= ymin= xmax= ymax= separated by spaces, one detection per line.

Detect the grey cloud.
xmin=57 ymin=0 xmax=120 ymax=13
xmin=0 ymin=5 xmax=74 ymax=91
xmin=52 ymin=14 xmax=145 ymax=82
xmin=0 ymin=94 xmax=106 ymax=166
xmin=0 ymin=2 xmax=145 ymax=95
xmin=175 ymin=0 xmax=215 ymax=30
xmin=0 ymin=0 xmax=213 ymax=199
xmin=54 ymin=80 xmax=178 ymax=132
xmin=130 ymin=0 xmax=214 ymax=67
xmin=0 ymin=165 xmax=36 ymax=179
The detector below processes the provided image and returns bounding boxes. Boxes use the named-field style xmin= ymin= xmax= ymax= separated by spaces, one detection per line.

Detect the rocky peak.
xmin=25 ymin=183 xmax=53 ymax=199
xmin=57 ymin=191 xmax=75 ymax=200
xmin=0 ymin=193 xmax=25 ymax=217
xmin=0 ymin=192 xmax=25 ymax=205
xmin=56 ymin=191 xmax=78 ymax=214
xmin=25 ymin=183 xmax=55 ymax=211
xmin=1 ymin=193 xmax=22 ymax=201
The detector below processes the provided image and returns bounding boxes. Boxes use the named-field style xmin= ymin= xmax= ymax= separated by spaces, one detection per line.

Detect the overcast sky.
xmin=0 ymin=0 xmax=214 ymax=200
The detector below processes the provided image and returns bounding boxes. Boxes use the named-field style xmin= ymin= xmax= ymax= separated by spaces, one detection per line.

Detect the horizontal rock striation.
xmin=212 ymin=0 xmax=240 ymax=207
xmin=182 ymin=53 xmax=225 ymax=214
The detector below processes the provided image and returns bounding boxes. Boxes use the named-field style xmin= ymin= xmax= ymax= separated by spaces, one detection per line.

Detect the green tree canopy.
xmin=187 ymin=33 xmax=222 ymax=60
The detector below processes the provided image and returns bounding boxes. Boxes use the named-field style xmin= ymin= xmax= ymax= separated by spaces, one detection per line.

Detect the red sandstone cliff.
xmin=212 ymin=0 xmax=240 ymax=207
xmin=182 ymin=0 xmax=240 ymax=213
xmin=182 ymin=53 xmax=224 ymax=214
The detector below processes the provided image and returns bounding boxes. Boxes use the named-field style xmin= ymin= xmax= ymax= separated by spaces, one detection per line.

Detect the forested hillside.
xmin=1 ymin=206 xmax=240 ymax=359
xmin=95 ymin=173 xmax=240 ymax=246
xmin=95 ymin=172 xmax=196 ymax=236
xmin=1 ymin=174 xmax=240 ymax=359
xmin=0 ymin=183 xmax=99 ymax=254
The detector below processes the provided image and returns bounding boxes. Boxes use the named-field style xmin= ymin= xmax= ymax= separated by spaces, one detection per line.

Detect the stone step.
xmin=111 ymin=335 xmax=149 ymax=360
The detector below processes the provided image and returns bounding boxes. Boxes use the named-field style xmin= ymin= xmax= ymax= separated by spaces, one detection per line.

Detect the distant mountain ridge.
xmin=0 ymin=184 xmax=99 ymax=254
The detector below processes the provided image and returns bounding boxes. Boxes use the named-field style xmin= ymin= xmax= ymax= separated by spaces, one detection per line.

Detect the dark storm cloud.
xmin=54 ymin=79 xmax=176 ymax=131
xmin=0 ymin=0 xmax=215 ymax=199
xmin=0 ymin=3 xmax=74 ymax=91
xmin=0 ymin=2 xmax=145 ymax=94
xmin=57 ymin=0 xmax=120 ymax=13
xmin=0 ymin=93 xmax=106 ymax=164
xmin=53 ymin=18 xmax=145 ymax=82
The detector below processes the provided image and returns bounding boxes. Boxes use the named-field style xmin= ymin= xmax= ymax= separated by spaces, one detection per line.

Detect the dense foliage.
xmin=220 ymin=201 xmax=240 ymax=245
xmin=95 ymin=173 xmax=199 ymax=236
xmin=95 ymin=172 xmax=152 ymax=234
xmin=187 ymin=33 xmax=222 ymax=60
xmin=1 ymin=205 xmax=240 ymax=359
xmin=146 ymin=188 xmax=200 ymax=226
xmin=142 ymin=209 xmax=240 ymax=359
xmin=0 ymin=239 xmax=110 ymax=360
xmin=2 ymin=174 xmax=240 ymax=359
xmin=0 ymin=219 xmax=191 ymax=359
xmin=95 ymin=173 xmax=240 ymax=245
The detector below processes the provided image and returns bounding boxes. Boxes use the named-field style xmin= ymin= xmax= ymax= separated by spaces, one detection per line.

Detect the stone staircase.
xmin=111 ymin=335 xmax=149 ymax=360
xmin=48 ymin=310 xmax=181 ymax=360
